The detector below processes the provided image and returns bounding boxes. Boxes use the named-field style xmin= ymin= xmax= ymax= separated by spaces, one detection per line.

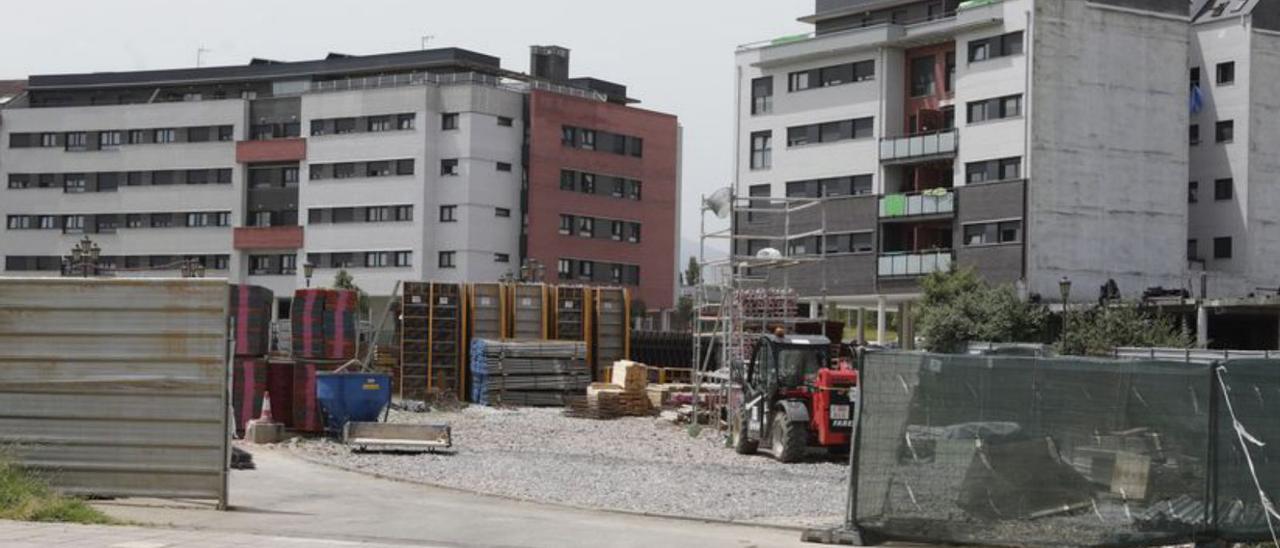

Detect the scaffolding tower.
xmin=690 ymin=189 xmax=830 ymax=435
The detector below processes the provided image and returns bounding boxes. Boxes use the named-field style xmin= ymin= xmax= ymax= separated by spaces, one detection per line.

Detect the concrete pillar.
xmin=902 ymin=302 xmax=914 ymax=350
xmin=897 ymin=302 xmax=907 ymax=348
xmin=876 ymin=297 xmax=887 ymax=345
xmin=809 ymin=301 xmax=820 ymax=320
xmin=1197 ymin=304 xmax=1209 ymax=349
xmin=856 ymin=307 xmax=867 ymax=346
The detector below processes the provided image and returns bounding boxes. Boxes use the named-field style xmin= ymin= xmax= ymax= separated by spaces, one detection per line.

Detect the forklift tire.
xmin=772 ymin=410 xmax=807 ymax=463
xmin=731 ymin=413 xmax=758 ymax=455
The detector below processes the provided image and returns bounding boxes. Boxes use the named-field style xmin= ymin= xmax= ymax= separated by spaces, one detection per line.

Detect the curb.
xmin=280 ymin=446 xmax=823 ymax=534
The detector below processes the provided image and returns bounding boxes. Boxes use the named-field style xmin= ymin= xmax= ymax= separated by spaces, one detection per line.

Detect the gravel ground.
xmin=290 ymin=406 xmax=848 ymax=527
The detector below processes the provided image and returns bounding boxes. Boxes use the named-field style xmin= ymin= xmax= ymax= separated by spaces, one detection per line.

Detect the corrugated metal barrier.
xmin=0 ymin=278 xmax=230 ymax=508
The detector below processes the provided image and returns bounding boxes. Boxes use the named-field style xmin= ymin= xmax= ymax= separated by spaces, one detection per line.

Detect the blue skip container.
xmin=316 ymin=372 xmax=392 ymax=435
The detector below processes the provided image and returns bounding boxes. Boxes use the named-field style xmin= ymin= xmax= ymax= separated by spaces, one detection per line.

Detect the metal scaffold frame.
xmin=690 ymin=188 xmax=831 ymax=436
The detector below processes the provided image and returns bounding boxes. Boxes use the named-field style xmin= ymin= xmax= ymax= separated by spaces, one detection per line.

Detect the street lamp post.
xmin=303 ymin=262 xmax=315 ymax=288
xmin=1059 ymin=276 xmax=1072 ymax=348
xmin=69 ymin=235 xmax=101 ymax=278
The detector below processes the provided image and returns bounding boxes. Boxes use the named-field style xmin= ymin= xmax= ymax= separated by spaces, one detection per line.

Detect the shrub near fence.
xmin=850 ymin=352 xmax=1279 ymax=546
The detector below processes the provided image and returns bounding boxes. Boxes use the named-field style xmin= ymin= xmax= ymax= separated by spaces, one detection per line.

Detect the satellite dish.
xmin=756 ymin=247 xmax=782 ymax=260
xmin=703 ymin=187 xmax=733 ymax=219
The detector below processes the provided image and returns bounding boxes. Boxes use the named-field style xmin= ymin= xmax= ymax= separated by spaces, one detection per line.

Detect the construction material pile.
xmin=566 ymin=360 xmax=654 ymax=419
xmin=469 ymin=339 xmax=590 ymax=406
xmin=230 ymin=284 xmax=273 ymax=436
xmin=291 ymin=289 xmax=358 ymax=360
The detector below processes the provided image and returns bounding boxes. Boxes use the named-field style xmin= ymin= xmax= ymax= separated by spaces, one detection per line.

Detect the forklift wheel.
xmin=731 ymin=413 xmax=758 ymax=455
xmin=772 ymin=410 xmax=807 ymax=463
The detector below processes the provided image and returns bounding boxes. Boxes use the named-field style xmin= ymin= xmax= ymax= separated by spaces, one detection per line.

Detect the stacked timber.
xmin=469 ymin=339 xmax=590 ymax=406
xmin=566 ymin=360 xmax=654 ymax=419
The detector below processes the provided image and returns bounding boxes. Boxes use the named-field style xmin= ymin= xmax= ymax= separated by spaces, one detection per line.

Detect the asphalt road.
xmin=94 ymin=446 xmax=817 ymax=548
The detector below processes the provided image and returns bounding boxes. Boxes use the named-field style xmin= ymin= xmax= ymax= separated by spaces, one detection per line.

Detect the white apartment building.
xmin=1188 ymin=0 xmax=1280 ymax=297
xmin=0 ymin=49 xmax=581 ymax=314
xmin=734 ymin=0 xmax=1192 ymax=321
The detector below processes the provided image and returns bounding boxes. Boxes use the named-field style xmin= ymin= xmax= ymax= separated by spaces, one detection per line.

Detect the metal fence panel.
xmin=0 ymin=278 xmax=229 ymax=506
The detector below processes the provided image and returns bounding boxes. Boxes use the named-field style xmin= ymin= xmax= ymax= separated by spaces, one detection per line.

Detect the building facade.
xmin=0 ymin=48 xmax=679 ymax=313
xmin=734 ymin=0 xmax=1192 ymax=320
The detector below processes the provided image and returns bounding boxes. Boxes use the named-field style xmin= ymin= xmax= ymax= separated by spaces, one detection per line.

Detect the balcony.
xmin=236 ymin=138 xmax=306 ymax=164
xmin=879 ymin=190 xmax=955 ymax=219
xmin=880 ymin=130 xmax=957 ymax=164
xmin=233 ymin=226 xmax=304 ymax=250
xmin=878 ymin=251 xmax=953 ymax=278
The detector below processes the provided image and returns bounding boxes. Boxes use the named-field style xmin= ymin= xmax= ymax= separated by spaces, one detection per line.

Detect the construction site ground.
xmin=290 ymin=406 xmax=849 ymax=528
xmin=92 ymin=447 xmax=814 ymax=548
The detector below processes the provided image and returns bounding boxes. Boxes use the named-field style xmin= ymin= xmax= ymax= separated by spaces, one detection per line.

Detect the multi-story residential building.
xmin=0 ymin=47 xmax=679 ymax=314
xmin=1188 ymin=0 xmax=1280 ymax=298
xmin=734 ymin=0 xmax=1191 ymax=331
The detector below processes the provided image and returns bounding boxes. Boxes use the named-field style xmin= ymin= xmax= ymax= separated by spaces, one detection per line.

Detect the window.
xmin=1216 ymin=61 xmax=1235 ymax=85
xmin=559 ymin=215 xmax=574 ymax=234
xmin=187 ymin=127 xmax=209 ymax=142
xmin=495 ymin=253 xmax=510 ymax=263
xmin=154 ymin=129 xmax=176 ymax=143
xmin=944 ymin=51 xmax=956 ymax=93
xmin=1190 ymin=67 xmax=1201 ymax=88
xmin=788 ymin=70 xmax=810 ymax=92
xmin=218 ymin=126 xmax=234 ymax=141
xmin=186 ymin=212 xmax=210 ymax=227
xmin=496 ymin=162 xmax=513 ymax=172
xmin=580 ymin=173 xmax=596 ymax=193
xmin=579 ymin=260 xmax=594 ymax=278
xmin=40 ymin=133 xmax=58 ymax=147
xmin=610 ymin=264 xmax=624 ymax=283
xmin=965 ymin=157 xmax=1021 ymax=184
xmin=560 ymin=171 xmax=577 ymax=190
xmin=497 ymin=116 xmax=514 ymax=127
xmin=365 ymin=252 xmax=390 ymax=268
xmin=441 ymin=159 xmax=459 ymax=176
xmin=628 ymin=223 xmax=641 ymax=243
xmin=787 ymin=117 xmax=872 ymax=146
xmin=442 ymin=113 xmax=459 ymax=130
xmin=396 ymin=159 xmax=415 ymax=175
xmin=187 ymin=170 xmax=209 ymax=185
xmin=310 ymin=120 xmax=328 ymax=136
xmin=438 ymin=251 xmax=456 ymax=268
xmin=439 ymin=205 xmax=457 ymax=222
xmin=751 ymin=76 xmax=773 ymax=115
xmin=910 ymin=55 xmax=936 ymax=97
xmin=610 ymin=220 xmax=624 ymax=241
xmin=969 ymin=31 xmax=1023 ymax=62
xmin=333 ymin=163 xmax=356 ymax=179
xmin=1214 ymin=237 xmax=1232 ymax=259
xmin=967 ymin=94 xmax=1022 ymax=124
xmin=964 ymin=220 xmax=1022 ymax=246
xmin=7 ymin=216 xmax=31 ymax=229
xmin=63 ymin=215 xmax=85 ymax=233
xmin=397 ymin=113 xmax=416 ymax=130
xmin=367 ymin=161 xmax=391 ymax=177
xmin=99 ymin=131 xmax=121 ymax=148
xmin=37 ymin=215 xmax=57 ymax=230
xmin=1215 ymin=178 xmax=1233 ymax=201
xmin=578 ymin=217 xmax=595 ymax=237
xmin=367 ymin=116 xmax=393 ymax=132
xmin=558 ymin=259 xmax=572 ymax=278
xmin=580 ymin=129 xmax=597 ymax=150
xmin=394 ymin=251 xmax=412 ymax=267
xmin=250 ymin=256 xmax=273 ymax=275
xmin=629 ymin=180 xmax=642 ymax=200
xmin=1188 ymin=239 xmax=1199 ymax=261
xmin=1190 ymin=124 xmax=1201 ymax=145
xmin=747 ymin=184 xmax=771 ymax=223
xmin=629 ymin=137 xmax=643 ymax=158
xmin=217 ymin=169 xmax=233 ymax=184
xmin=394 ymin=205 xmax=413 ymax=221
xmin=280 ymin=254 xmax=297 ymax=275
xmin=65 ymin=132 xmax=88 ymax=150
xmin=63 ymin=174 xmax=87 ymax=193
xmin=562 ymin=126 xmax=578 ymax=146
xmin=1216 ymin=120 xmax=1234 ymax=143
xmin=750 ymin=133 xmax=774 ymax=165
xmin=1189 ymin=181 xmax=1199 ymax=203
xmin=334 ymin=118 xmax=356 ymax=134
xmin=214 ymin=212 xmax=230 ymax=227
xmin=366 ymin=206 xmax=391 ymax=222
xmin=282 ymin=167 xmax=298 ymax=184
xmin=250 ymin=211 xmax=271 ymax=227
xmin=495 ymin=207 xmax=511 ymax=218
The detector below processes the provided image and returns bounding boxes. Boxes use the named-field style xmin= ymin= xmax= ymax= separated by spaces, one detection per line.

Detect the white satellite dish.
xmin=703 ymin=187 xmax=733 ymax=219
xmin=756 ymin=247 xmax=783 ymax=260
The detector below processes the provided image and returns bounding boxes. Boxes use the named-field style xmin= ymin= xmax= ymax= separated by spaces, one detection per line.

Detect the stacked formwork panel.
xmin=287 ymin=288 xmax=360 ymax=433
xmin=469 ymin=283 xmax=506 ymax=341
xmin=552 ymin=286 xmax=595 ymax=378
xmin=510 ymin=284 xmax=549 ymax=340
xmin=593 ymin=288 xmax=630 ymax=383
xmin=400 ymin=282 xmax=465 ymax=401
xmin=229 ymin=284 xmax=273 ymax=436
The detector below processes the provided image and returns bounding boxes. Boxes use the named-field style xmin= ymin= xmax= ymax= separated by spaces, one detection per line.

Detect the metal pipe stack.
xmin=469 ymin=339 xmax=590 ymax=407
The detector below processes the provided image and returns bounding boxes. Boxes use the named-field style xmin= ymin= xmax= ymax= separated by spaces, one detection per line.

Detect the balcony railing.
xmin=878 ymin=251 xmax=953 ymax=277
xmin=880 ymin=190 xmax=955 ymax=218
xmin=880 ymin=130 xmax=958 ymax=162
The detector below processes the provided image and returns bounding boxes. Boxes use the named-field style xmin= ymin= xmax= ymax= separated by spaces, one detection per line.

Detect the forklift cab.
xmin=743 ymin=335 xmax=832 ymax=394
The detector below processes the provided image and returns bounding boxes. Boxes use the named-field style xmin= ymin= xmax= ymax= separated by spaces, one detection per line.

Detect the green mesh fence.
xmin=851 ymin=352 xmax=1278 ymax=546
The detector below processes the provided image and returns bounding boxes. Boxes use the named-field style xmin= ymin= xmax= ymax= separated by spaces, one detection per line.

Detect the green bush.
xmin=915 ymin=267 xmax=1048 ymax=353
xmin=0 ymin=456 xmax=115 ymax=525
xmin=1058 ymin=305 xmax=1192 ymax=357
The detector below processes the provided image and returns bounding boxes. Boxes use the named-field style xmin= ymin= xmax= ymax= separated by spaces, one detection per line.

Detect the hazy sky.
xmin=0 ymin=0 xmax=812 ymax=262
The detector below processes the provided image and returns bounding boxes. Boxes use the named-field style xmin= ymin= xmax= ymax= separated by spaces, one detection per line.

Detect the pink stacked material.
xmin=290 ymin=360 xmax=343 ymax=433
xmin=231 ymin=358 xmax=268 ymax=436
xmin=290 ymin=289 xmax=358 ymax=360
xmin=229 ymin=285 xmax=273 ymax=357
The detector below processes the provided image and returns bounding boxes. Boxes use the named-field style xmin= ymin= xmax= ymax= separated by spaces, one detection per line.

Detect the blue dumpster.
xmin=316 ymin=372 xmax=391 ymax=435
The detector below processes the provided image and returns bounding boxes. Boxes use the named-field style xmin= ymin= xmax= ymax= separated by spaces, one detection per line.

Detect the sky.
xmin=0 ymin=0 xmax=813 ymax=265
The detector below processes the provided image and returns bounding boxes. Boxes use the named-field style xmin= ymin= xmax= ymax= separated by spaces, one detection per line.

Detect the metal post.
xmin=876 ymin=297 xmax=887 ymax=346
xmin=856 ymin=307 xmax=867 ymax=346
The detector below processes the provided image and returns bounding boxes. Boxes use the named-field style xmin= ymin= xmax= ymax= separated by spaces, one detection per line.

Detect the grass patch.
xmin=0 ymin=456 xmax=116 ymax=525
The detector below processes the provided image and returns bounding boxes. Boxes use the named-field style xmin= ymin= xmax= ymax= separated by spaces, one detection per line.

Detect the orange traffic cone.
xmin=259 ymin=391 xmax=274 ymax=422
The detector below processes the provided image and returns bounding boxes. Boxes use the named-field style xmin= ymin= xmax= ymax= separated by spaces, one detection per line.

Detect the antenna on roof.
xmin=196 ymin=46 xmax=211 ymax=68
xmin=420 ymin=35 xmax=435 ymax=50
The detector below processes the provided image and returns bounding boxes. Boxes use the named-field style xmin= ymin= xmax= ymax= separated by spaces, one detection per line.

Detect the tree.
xmin=1058 ymin=305 xmax=1191 ymax=357
xmin=914 ymin=267 xmax=1049 ymax=353
xmin=675 ymin=295 xmax=694 ymax=327
xmin=332 ymin=269 xmax=371 ymax=316
xmin=683 ymin=257 xmax=702 ymax=287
